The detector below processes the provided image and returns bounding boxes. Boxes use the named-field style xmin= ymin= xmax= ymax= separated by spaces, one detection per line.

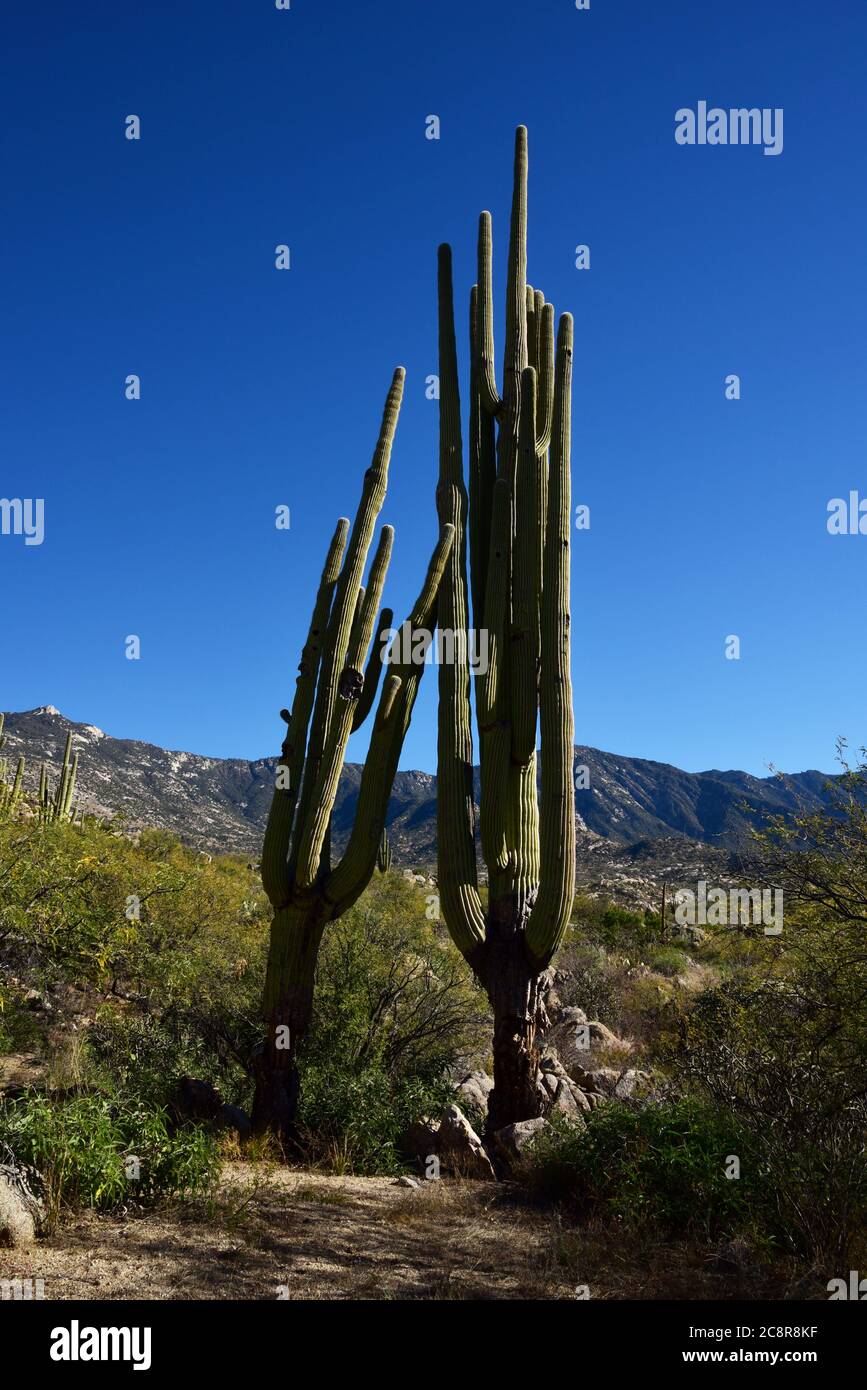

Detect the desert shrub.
xmin=1 ymin=815 xmax=487 ymax=1176
xmin=0 ymin=1091 xmax=219 ymax=1227
xmin=306 ymin=873 xmax=487 ymax=1079
xmin=663 ymin=754 xmax=867 ymax=1265
xmin=297 ymin=1066 xmax=453 ymax=1175
xmin=525 ymin=1099 xmax=757 ymax=1238
xmin=0 ymin=988 xmax=43 ymax=1056
xmin=292 ymin=876 xmax=487 ymax=1172
xmin=671 ymin=974 xmax=867 ymax=1264
xmin=87 ymin=1002 xmax=259 ymax=1111
xmin=644 ymin=944 xmax=690 ymax=977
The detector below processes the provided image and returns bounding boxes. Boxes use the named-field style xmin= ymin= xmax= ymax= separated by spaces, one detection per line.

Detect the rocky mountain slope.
xmin=1 ymin=708 xmax=833 ymax=897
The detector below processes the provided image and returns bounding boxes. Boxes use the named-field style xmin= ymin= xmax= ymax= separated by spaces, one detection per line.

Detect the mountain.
xmin=1 ymin=708 xmax=834 ymax=877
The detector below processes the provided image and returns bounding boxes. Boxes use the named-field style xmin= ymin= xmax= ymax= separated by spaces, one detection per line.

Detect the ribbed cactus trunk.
xmin=435 ymin=128 xmax=575 ymax=1133
xmin=251 ymin=367 xmax=454 ymax=1146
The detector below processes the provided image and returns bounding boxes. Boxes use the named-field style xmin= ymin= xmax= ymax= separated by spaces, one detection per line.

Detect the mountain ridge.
xmin=0 ymin=708 xmax=835 ymax=869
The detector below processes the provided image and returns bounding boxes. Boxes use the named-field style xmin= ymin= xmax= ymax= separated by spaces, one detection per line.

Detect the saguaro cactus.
xmin=376 ymin=828 xmax=392 ymax=874
xmin=0 ymin=718 xmax=78 ymax=823
xmin=251 ymin=366 xmax=454 ymax=1143
xmin=435 ymin=127 xmax=575 ymax=1132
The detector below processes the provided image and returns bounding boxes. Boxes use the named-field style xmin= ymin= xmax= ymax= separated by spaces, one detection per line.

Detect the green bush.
xmin=292 ymin=879 xmax=487 ymax=1173
xmin=0 ymin=1092 xmax=220 ymax=1226
xmin=298 ymin=1065 xmax=453 ymax=1175
xmin=525 ymin=1099 xmax=757 ymax=1238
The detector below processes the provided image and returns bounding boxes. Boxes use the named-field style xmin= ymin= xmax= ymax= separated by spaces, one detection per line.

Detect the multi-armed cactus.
xmin=0 ymin=718 xmax=78 ymax=824
xmin=435 ymin=127 xmax=575 ymax=1132
xmin=251 ymin=367 xmax=454 ymax=1143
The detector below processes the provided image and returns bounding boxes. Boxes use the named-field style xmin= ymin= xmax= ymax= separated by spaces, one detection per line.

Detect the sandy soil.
xmin=0 ymin=1162 xmax=806 ymax=1302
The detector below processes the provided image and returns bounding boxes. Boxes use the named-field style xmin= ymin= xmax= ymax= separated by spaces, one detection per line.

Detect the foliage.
xmin=0 ymin=811 xmax=486 ymax=1179
xmin=525 ymin=1099 xmax=758 ymax=1238
xmin=0 ymin=1092 xmax=219 ymax=1227
xmin=664 ymin=750 xmax=867 ymax=1263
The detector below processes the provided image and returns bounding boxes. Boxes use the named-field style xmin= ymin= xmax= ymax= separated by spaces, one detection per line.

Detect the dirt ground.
xmin=0 ymin=1163 xmax=811 ymax=1301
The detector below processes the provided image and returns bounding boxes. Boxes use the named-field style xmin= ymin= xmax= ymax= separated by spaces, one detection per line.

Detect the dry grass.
xmin=0 ymin=1162 xmax=809 ymax=1301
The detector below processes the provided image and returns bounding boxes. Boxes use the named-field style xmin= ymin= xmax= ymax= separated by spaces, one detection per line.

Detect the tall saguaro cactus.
xmin=251 ymin=367 xmax=454 ymax=1143
xmin=435 ymin=128 xmax=575 ymax=1132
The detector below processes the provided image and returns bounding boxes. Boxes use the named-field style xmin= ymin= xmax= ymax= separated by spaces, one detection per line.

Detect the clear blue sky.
xmin=3 ymin=0 xmax=866 ymax=777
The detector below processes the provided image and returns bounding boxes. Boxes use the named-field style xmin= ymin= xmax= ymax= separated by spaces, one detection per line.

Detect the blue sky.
xmin=3 ymin=0 xmax=866 ymax=777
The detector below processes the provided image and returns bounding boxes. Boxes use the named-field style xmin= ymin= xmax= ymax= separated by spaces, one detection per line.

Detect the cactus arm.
xmin=535 ymin=301 xmax=555 ymax=454
xmin=325 ymin=524 xmax=454 ymax=917
xmin=61 ymin=753 xmax=78 ymax=820
xmin=477 ymin=478 xmax=511 ymax=874
xmin=261 ymin=517 xmax=348 ymax=908
xmin=352 ymin=604 xmax=393 ymax=731
xmin=526 ymin=285 xmax=537 ymax=372
xmin=10 ymin=756 xmax=24 ymax=813
xmin=289 ymin=368 xmax=403 ymax=881
xmin=477 ymin=212 xmax=502 ymax=417
xmin=434 ymin=244 xmax=486 ymax=956
xmin=468 ymin=287 xmax=497 ymax=632
xmin=526 ymin=313 xmax=575 ymax=965
xmin=295 ymin=525 xmax=394 ymax=889
xmin=510 ymin=365 xmax=541 ymax=769
xmin=501 ymin=126 xmax=529 ymax=434
xmin=54 ymin=733 xmax=73 ymax=821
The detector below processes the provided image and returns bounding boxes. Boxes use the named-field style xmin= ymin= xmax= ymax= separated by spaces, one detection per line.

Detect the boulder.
xmin=549 ymin=1079 xmax=589 ymax=1121
xmin=172 ymin=1076 xmax=223 ymax=1122
xmin=558 ymin=1005 xmax=589 ymax=1026
xmin=573 ymin=1066 xmax=652 ymax=1099
xmin=455 ymin=1070 xmax=493 ymax=1114
xmin=172 ymin=1078 xmax=252 ymax=1137
xmin=437 ymin=1105 xmax=495 ymax=1180
xmin=402 ymin=1116 xmax=441 ymax=1167
xmin=0 ymin=1165 xmax=43 ymax=1249
xmin=585 ymin=1021 xmax=631 ymax=1053
xmin=492 ymin=1117 xmax=551 ymax=1167
xmin=216 ymin=1102 xmax=252 ymax=1138
xmin=537 ymin=1049 xmax=591 ymax=1119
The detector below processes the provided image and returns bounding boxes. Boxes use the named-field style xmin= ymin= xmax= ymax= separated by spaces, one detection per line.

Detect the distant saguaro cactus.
xmin=376 ymin=827 xmax=393 ymax=874
xmin=251 ymin=367 xmax=454 ymax=1144
xmin=0 ymin=717 xmax=78 ymax=824
xmin=434 ymin=128 xmax=575 ymax=1131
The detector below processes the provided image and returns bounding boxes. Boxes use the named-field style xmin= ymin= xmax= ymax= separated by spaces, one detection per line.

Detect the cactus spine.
xmin=435 ymin=128 xmax=575 ymax=1131
xmin=252 ymin=367 xmax=454 ymax=1143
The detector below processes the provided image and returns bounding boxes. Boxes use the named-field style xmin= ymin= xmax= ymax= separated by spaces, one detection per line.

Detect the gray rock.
xmin=558 ymin=1005 xmax=589 ymax=1025
xmin=395 ymin=1175 xmax=420 ymax=1188
xmin=0 ymin=1165 xmax=43 ymax=1249
xmin=437 ymin=1105 xmax=496 ymax=1181
xmin=492 ymin=1116 xmax=551 ymax=1167
xmin=455 ymin=1070 xmax=493 ymax=1113
xmin=572 ymin=1066 xmax=652 ymax=1099
xmin=585 ymin=1021 xmax=631 ymax=1053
